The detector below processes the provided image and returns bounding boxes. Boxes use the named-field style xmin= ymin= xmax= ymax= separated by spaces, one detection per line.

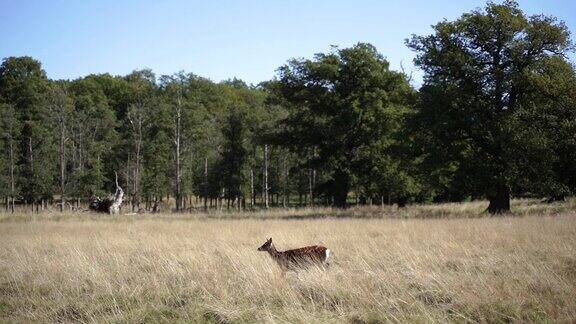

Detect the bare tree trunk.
xmin=135 ymin=132 xmax=141 ymax=211
xmin=28 ymin=137 xmax=34 ymax=206
xmin=220 ymin=189 xmax=225 ymax=211
xmin=110 ymin=172 xmax=124 ymax=215
xmin=46 ymin=85 xmax=70 ymax=213
xmin=125 ymin=154 xmax=132 ymax=211
xmin=204 ymin=157 xmax=208 ymax=211
xmin=308 ymin=169 xmax=315 ymax=207
xmin=250 ymin=169 xmax=255 ymax=208
xmin=283 ymin=167 xmax=289 ymax=208
xmin=487 ymin=184 xmax=511 ymax=214
xmin=128 ymin=102 xmax=144 ymax=212
xmin=263 ymin=145 xmax=269 ymax=209
xmin=59 ymin=121 xmax=66 ymax=212
xmin=8 ymin=134 xmax=15 ymax=213
xmin=132 ymin=167 xmax=136 ymax=212
xmin=174 ymin=95 xmax=182 ymax=211
xmin=298 ymin=169 xmax=303 ymax=207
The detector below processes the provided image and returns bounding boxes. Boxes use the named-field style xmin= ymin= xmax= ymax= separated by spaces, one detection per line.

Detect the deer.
xmin=257 ymin=238 xmax=331 ymax=272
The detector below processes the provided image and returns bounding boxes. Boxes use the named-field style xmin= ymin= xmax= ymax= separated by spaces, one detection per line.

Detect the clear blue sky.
xmin=1 ymin=0 xmax=574 ymax=86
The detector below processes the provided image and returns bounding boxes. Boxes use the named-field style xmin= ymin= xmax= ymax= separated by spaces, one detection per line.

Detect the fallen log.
xmin=89 ymin=172 xmax=124 ymax=214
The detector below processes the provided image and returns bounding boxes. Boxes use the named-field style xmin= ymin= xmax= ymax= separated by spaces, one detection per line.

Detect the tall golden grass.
xmin=0 ymin=200 xmax=575 ymax=322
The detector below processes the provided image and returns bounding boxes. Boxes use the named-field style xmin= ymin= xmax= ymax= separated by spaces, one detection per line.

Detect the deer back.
xmin=277 ymin=245 xmax=329 ymax=269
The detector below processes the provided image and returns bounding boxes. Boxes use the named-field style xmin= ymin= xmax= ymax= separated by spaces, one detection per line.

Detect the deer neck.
xmin=267 ymin=244 xmax=281 ymax=259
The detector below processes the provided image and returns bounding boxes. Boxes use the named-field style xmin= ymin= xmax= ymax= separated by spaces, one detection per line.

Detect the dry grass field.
xmin=1 ymin=199 xmax=576 ymax=323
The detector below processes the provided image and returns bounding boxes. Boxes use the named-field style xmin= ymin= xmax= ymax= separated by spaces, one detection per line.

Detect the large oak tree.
xmin=407 ymin=0 xmax=574 ymax=213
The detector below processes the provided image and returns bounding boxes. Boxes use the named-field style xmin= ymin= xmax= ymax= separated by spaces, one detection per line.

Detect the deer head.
xmin=257 ymin=238 xmax=273 ymax=251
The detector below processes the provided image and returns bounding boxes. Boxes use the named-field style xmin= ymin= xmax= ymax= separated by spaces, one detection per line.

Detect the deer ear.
xmin=268 ymin=238 xmax=272 ymax=243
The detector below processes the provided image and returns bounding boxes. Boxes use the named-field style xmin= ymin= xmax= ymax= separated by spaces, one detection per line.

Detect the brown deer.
xmin=257 ymin=238 xmax=331 ymax=272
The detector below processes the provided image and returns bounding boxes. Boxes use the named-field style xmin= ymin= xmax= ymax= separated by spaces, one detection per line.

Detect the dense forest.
xmin=1 ymin=1 xmax=575 ymax=214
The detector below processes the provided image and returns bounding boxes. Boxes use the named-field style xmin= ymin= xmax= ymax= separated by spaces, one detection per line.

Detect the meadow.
xmin=1 ymin=199 xmax=575 ymax=323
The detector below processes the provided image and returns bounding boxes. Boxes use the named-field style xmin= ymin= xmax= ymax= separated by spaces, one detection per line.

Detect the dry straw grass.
xmin=1 ymin=199 xmax=575 ymax=322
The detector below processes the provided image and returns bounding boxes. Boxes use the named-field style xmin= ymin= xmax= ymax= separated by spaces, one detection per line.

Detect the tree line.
xmin=1 ymin=1 xmax=575 ymax=213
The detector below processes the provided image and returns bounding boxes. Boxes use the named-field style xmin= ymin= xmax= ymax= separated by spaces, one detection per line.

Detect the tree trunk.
xmin=28 ymin=137 xmax=34 ymax=206
xmin=397 ymin=197 xmax=408 ymax=208
xmin=59 ymin=122 xmax=66 ymax=213
xmin=8 ymin=134 xmax=15 ymax=214
xmin=129 ymin=104 xmax=144 ymax=212
xmin=546 ymin=195 xmax=566 ymax=203
xmin=308 ymin=169 xmax=316 ymax=207
xmin=174 ymin=95 xmax=182 ymax=211
xmin=263 ymin=145 xmax=269 ymax=209
xmin=333 ymin=169 xmax=350 ymax=208
xmin=204 ymin=157 xmax=208 ymax=211
xmin=283 ymin=167 xmax=289 ymax=208
xmin=109 ymin=172 xmax=124 ymax=215
xmin=298 ymin=169 xmax=304 ymax=207
xmin=134 ymin=132 xmax=141 ymax=211
xmin=487 ymin=185 xmax=510 ymax=214
xmin=250 ymin=169 xmax=255 ymax=208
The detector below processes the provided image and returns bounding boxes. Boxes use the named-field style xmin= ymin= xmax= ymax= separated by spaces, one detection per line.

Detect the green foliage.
xmin=0 ymin=103 xmax=20 ymax=199
xmin=219 ymin=109 xmax=248 ymax=200
xmin=68 ymin=76 xmax=118 ymax=198
xmin=0 ymin=56 xmax=55 ymax=203
xmin=407 ymin=0 xmax=575 ymax=212
xmin=270 ymin=43 xmax=416 ymax=206
xmin=0 ymin=1 xmax=574 ymax=212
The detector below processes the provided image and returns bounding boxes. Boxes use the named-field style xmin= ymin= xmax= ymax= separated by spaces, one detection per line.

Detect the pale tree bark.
xmin=27 ymin=136 xmax=35 ymax=211
xmin=283 ymin=164 xmax=289 ymax=208
xmin=250 ymin=169 xmax=255 ymax=208
xmin=134 ymin=126 xmax=142 ymax=211
xmin=8 ymin=132 xmax=15 ymax=213
xmin=203 ymin=157 xmax=208 ymax=211
xmin=173 ymin=93 xmax=183 ymax=211
xmin=263 ymin=145 xmax=269 ymax=209
xmin=109 ymin=172 xmax=124 ymax=215
xmin=59 ymin=116 xmax=66 ymax=212
xmin=308 ymin=169 xmax=315 ymax=207
xmin=128 ymin=102 xmax=146 ymax=212
xmin=46 ymin=84 xmax=72 ymax=212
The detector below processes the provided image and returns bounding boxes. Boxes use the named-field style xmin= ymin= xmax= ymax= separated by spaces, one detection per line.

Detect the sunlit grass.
xmin=0 ymin=199 xmax=575 ymax=322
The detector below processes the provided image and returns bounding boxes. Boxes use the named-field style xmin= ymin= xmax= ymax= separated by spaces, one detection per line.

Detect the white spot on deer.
xmin=325 ymin=249 xmax=331 ymax=261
